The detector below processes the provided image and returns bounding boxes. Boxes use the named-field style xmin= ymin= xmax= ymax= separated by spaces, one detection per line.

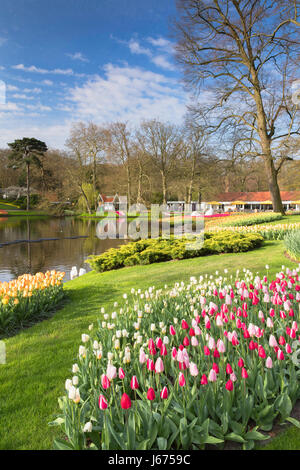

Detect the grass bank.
xmin=0 ymin=240 xmax=299 ymax=450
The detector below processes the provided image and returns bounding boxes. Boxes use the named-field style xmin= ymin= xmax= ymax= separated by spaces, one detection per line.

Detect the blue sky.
xmin=0 ymin=0 xmax=190 ymax=148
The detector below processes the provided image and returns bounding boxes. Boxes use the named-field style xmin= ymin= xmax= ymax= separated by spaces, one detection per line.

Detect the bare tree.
xmin=137 ymin=119 xmax=183 ymax=204
xmin=174 ymin=0 xmax=300 ymax=213
xmin=106 ymin=122 xmax=134 ymax=205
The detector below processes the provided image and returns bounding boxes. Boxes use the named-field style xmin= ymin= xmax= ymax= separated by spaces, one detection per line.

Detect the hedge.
xmin=86 ymin=231 xmax=264 ymax=273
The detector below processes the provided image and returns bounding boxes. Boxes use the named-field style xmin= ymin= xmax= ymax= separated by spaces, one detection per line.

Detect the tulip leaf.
xmin=157 ymin=437 xmax=168 ymax=450
xmin=53 ymin=438 xmax=74 ymax=450
xmin=286 ymin=417 xmax=300 ymax=429
xmin=225 ymin=432 xmax=246 ymax=443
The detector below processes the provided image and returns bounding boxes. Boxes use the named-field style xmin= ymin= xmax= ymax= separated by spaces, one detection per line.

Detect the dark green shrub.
xmin=86 ymin=231 xmax=264 ymax=273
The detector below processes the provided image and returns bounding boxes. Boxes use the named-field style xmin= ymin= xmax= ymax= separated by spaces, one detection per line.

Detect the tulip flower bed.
xmin=53 ymin=267 xmax=300 ymax=450
xmin=208 ymin=223 xmax=300 ymax=241
xmin=206 ymin=212 xmax=283 ymax=229
xmin=0 ymin=271 xmax=65 ymax=337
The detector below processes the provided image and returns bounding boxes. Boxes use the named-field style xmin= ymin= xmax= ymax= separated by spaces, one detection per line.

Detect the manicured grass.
xmin=257 ymin=214 xmax=300 ymax=226
xmin=0 ymin=240 xmax=299 ymax=450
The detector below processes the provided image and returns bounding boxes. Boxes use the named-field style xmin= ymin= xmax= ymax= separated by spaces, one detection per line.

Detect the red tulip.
xmin=130 ymin=375 xmax=139 ymax=390
xmin=98 ymin=394 xmax=108 ymax=410
xmin=147 ymin=359 xmax=155 ymax=371
xmin=183 ymin=336 xmax=190 ymax=347
xmin=238 ymin=358 xmax=244 ymax=368
xmin=179 ymin=372 xmax=186 ymax=387
xmin=226 ymin=363 xmax=233 ymax=374
xmin=201 ymin=374 xmax=208 ymax=385
xmin=181 ymin=320 xmax=189 ymax=330
xmin=101 ymin=374 xmax=110 ymax=390
xmin=160 ymin=386 xmax=168 ymax=399
xmin=241 ymin=368 xmax=248 ymax=379
xmin=169 ymin=325 xmax=176 ymax=336
xmin=120 ymin=393 xmax=131 ymax=409
xmin=147 ymin=387 xmax=156 ymax=401
xmin=225 ymin=380 xmax=234 ymax=391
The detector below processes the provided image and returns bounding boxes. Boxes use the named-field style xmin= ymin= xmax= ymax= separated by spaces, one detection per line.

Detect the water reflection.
xmin=0 ymin=217 xmax=126 ymax=282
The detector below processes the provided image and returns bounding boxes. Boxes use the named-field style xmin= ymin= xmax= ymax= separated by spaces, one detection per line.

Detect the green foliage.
xmin=222 ymin=213 xmax=283 ymax=227
xmin=86 ymin=231 xmax=264 ymax=273
xmin=284 ymin=230 xmax=300 ymax=260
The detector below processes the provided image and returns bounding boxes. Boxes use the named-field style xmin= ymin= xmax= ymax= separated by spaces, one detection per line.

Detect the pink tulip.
xmin=139 ymin=349 xmax=146 ymax=364
xmin=266 ymin=357 xmax=273 ymax=368
xmin=208 ymin=369 xmax=217 ymax=382
xmin=106 ymin=365 xmax=117 ymax=381
xmin=189 ymin=362 xmax=199 ymax=377
xmin=155 ymin=357 xmax=164 ymax=373
xmin=118 ymin=367 xmax=125 ymax=380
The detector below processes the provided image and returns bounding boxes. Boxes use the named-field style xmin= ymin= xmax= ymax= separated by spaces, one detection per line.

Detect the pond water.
xmin=0 ymin=216 xmax=127 ymax=282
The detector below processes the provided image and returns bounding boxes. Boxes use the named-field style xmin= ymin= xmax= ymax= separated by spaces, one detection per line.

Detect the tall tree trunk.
xmin=80 ymin=185 xmax=91 ymax=214
xmin=136 ymin=160 xmax=143 ymax=204
xmin=187 ymin=156 xmax=196 ymax=203
xmin=161 ymin=171 xmax=167 ymax=204
xmin=252 ymin=71 xmax=285 ymax=214
xmin=26 ymin=162 xmax=30 ymax=211
xmin=126 ymin=163 xmax=132 ymax=206
xmin=93 ymin=156 xmax=97 ymax=211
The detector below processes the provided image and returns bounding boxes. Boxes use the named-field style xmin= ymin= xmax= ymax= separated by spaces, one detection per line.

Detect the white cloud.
xmin=147 ymin=36 xmax=174 ymax=53
xmin=6 ymin=85 xmax=19 ymax=91
xmin=23 ymin=87 xmax=42 ymax=94
xmin=128 ymin=39 xmax=152 ymax=57
xmin=42 ymin=79 xmax=54 ymax=86
xmin=12 ymin=64 xmax=80 ymax=76
xmin=125 ymin=37 xmax=177 ymax=72
xmin=12 ymin=93 xmax=34 ymax=100
xmin=151 ymin=55 xmax=176 ymax=71
xmin=67 ymin=63 xmax=188 ymax=124
xmin=66 ymin=52 xmax=89 ymax=63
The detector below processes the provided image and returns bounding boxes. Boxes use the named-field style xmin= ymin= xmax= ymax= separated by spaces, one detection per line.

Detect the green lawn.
xmin=261 ymin=214 xmax=300 ymax=226
xmin=0 ymin=240 xmax=299 ymax=450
